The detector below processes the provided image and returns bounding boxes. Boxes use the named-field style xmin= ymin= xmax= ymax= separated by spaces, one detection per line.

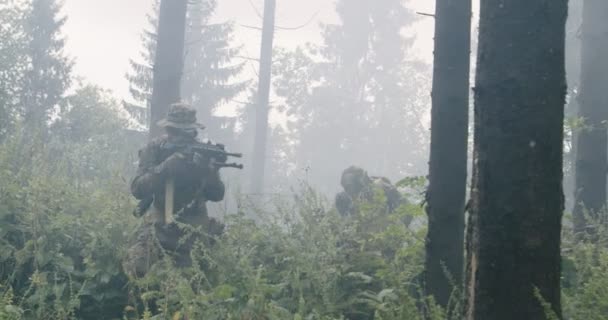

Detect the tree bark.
xmin=465 ymin=1 xmax=567 ymax=319
xmin=250 ymin=0 xmax=276 ymax=193
xmin=424 ymin=0 xmax=471 ymax=309
xmin=573 ymin=0 xmax=608 ymax=234
xmin=149 ymin=0 xmax=188 ymax=139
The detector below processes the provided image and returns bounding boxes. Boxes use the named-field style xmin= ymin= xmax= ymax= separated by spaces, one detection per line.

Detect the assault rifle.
xmin=161 ymin=140 xmax=243 ymax=224
xmin=162 ymin=140 xmax=244 ymax=170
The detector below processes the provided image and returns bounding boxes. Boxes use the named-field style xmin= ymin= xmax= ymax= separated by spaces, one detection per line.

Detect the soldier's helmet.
xmin=341 ymin=166 xmax=372 ymax=195
xmin=157 ymin=102 xmax=205 ymax=129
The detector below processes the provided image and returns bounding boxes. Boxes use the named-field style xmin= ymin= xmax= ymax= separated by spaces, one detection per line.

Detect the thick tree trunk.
xmin=250 ymin=0 xmax=276 ymax=192
xmin=149 ymin=0 xmax=188 ymax=139
xmin=573 ymin=0 xmax=608 ymax=234
xmin=465 ymin=1 xmax=567 ymax=319
xmin=424 ymin=0 xmax=471 ymax=309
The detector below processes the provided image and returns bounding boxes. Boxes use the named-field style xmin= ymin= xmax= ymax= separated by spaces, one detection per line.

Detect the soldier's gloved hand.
xmin=192 ymin=152 xmax=206 ymax=168
xmin=158 ymin=152 xmax=188 ymax=177
xmin=207 ymin=157 xmax=219 ymax=172
xmin=192 ymin=153 xmax=219 ymax=174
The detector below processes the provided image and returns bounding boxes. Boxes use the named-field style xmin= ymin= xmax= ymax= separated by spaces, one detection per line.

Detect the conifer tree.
xmin=0 ymin=1 xmax=28 ymax=138
xmin=182 ymin=0 xmax=247 ymax=144
xmin=126 ymin=0 xmax=246 ymax=142
xmin=272 ymin=0 xmax=428 ymax=192
xmin=21 ymin=0 xmax=72 ymax=136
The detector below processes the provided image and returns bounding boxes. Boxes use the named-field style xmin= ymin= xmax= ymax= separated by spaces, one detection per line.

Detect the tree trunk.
xmin=573 ymin=0 xmax=608 ymax=234
xmin=424 ymin=0 xmax=471 ymax=309
xmin=149 ymin=0 xmax=188 ymax=139
xmin=250 ymin=0 xmax=276 ymax=193
xmin=465 ymin=1 xmax=567 ymax=319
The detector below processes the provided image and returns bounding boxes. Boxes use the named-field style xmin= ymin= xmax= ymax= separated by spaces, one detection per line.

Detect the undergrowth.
xmin=0 ymin=131 xmax=607 ymax=320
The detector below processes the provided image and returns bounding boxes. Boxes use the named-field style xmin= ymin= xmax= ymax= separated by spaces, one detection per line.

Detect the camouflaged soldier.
xmin=335 ymin=166 xmax=404 ymax=217
xmin=124 ymin=103 xmax=225 ymax=277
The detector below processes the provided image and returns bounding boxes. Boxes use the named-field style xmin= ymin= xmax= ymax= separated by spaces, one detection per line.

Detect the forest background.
xmin=0 ymin=0 xmax=605 ymax=319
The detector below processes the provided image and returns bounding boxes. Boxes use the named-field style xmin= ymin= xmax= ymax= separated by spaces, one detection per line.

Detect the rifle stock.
xmin=164 ymin=178 xmax=175 ymax=225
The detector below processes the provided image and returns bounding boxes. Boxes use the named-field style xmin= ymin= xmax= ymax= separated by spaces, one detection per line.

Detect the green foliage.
xmin=1 ymin=3 xmax=608 ymax=318
xmin=561 ymin=212 xmax=608 ymax=320
xmin=123 ymin=184 xmax=430 ymax=320
xmin=5 ymin=114 xmax=608 ymax=319
xmin=0 ymin=134 xmax=135 ymax=319
xmin=1 ymin=92 xmax=437 ymax=319
xmin=0 ymin=1 xmax=28 ymax=139
xmin=0 ymin=82 xmax=140 ymax=319
xmin=0 ymin=287 xmax=24 ymax=320
xmin=49 ymin=85 xmax=143 ymax=182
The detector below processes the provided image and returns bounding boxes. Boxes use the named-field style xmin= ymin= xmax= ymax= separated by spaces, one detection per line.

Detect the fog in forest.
xmin=41 ymin=0 xmax=580 ymax=199
xmin=60 ymin=0 xmax=469 ymax=196
xmin=1 ymin=0 xmax=606 ymax=319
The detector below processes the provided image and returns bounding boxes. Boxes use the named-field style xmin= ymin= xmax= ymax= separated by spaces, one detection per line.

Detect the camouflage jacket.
xmin=131 ymin=135 xmax=225 ymax=218
xmin=335 ymin=177 xmax=403 ymax=216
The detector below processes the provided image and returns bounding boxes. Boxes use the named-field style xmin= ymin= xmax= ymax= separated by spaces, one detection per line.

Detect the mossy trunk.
xmin=465 ymin=1 xmax=567 ymax=319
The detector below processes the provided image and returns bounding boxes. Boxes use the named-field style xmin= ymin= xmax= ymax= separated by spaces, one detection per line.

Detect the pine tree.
xmin=123 ymin=0 xmax=159 ymax=129
xmin=182 ymin=0 xmax=247 ymax=145
xmin=21 ymin=0 xmax=72 ymax=136
xmin=126 ymin=0 xmax=246 ymax=142
xmin=273 ymin=0 xmax=429 ymax=192
xmin=465 ymin=0 xmax=567 ymax=318
xmin=0 ymin=1 xmax=28 ymax=138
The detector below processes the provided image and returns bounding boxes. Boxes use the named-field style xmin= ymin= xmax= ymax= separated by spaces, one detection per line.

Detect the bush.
xmin=125 ymin=183 xmax=431 ymax=320
xmin=0 ymin=133 xmax=135 ymax=320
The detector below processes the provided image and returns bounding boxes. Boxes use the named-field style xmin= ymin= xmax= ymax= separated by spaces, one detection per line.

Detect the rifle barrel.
xmin=217 ymin=162 xmax=244 ymax=169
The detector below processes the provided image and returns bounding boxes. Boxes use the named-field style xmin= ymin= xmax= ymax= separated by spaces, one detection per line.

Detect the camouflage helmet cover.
xmin=157 ymin=102 xmax=205 ymax=129
xmin=341 ymin=166 xmax=372 ymax=195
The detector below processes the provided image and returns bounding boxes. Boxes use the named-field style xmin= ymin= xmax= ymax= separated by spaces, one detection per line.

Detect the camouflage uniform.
xmin=335 ymin=166 xmax=405 ymax=217
xmin=124 ymin=103 xmax=225 ymax=277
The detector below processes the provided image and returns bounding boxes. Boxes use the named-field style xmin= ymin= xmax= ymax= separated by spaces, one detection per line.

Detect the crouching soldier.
xmin=124 ymin=103 xmax=227 ymax=277
xmin=335 ymin=166 xmax=405 ymax=218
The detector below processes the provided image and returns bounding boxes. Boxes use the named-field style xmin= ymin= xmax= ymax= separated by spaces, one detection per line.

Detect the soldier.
xmin=124 ymin=103 xmax=226 ymax=277
xmin=335 ymin=166 xmax=404 ymax=217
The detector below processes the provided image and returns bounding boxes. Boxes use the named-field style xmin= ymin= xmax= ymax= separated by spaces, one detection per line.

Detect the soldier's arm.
xmin=335 ymin=191 xmax=353 ymax=216
xmin=202 ymin=169 xmax=225 ymax=202
xmin=131 ymin=143 xmax=165 ymax=200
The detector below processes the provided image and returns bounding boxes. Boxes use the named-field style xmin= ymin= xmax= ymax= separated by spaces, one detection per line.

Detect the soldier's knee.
xmin=124 ymin=245 xmax=156 ymax=278
xmin=124 ymin=226 xmax=160 ymax=278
